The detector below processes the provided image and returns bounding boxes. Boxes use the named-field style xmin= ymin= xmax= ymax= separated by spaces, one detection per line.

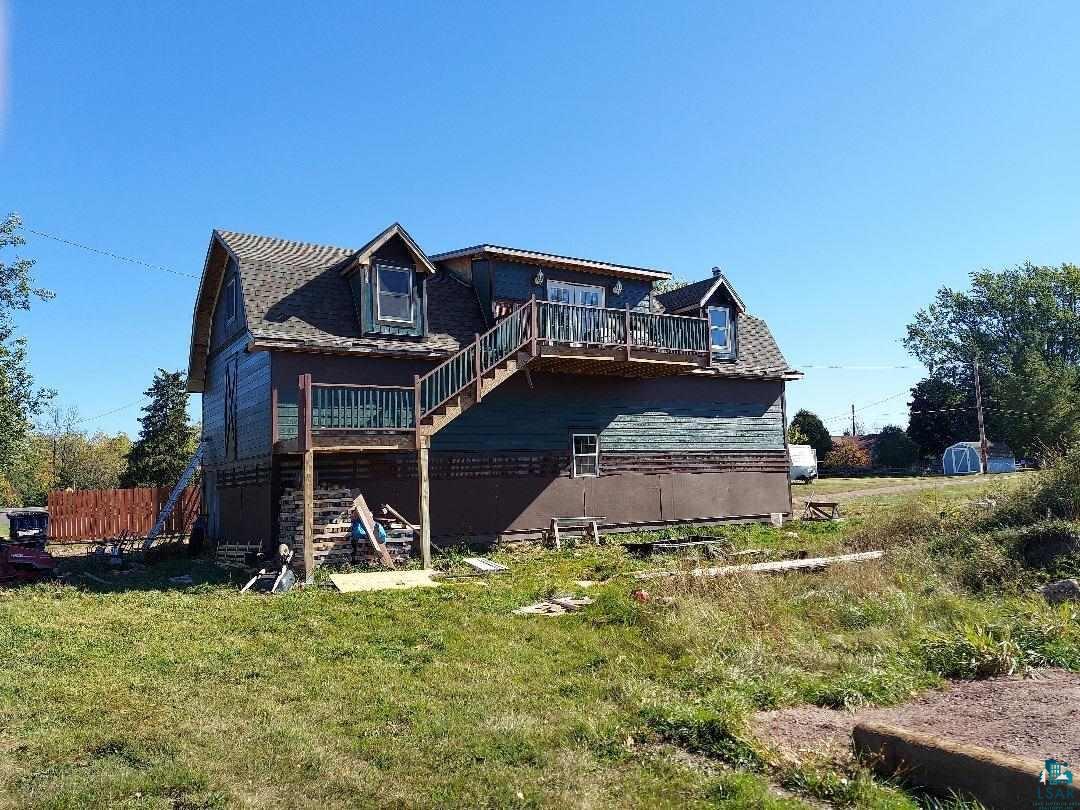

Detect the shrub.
xmin=823 ymin=436 xmax=871 ymax=469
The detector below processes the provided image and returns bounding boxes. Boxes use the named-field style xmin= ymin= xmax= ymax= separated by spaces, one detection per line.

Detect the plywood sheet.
xmin=329 ymin=570 xmax=440 ymax=593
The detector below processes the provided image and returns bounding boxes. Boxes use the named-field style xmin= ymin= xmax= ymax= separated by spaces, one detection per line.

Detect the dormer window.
xmin=709 ymin=306 xmax=733 ymax=356
xmin=375 ymin=263 xmax=414 ymax=324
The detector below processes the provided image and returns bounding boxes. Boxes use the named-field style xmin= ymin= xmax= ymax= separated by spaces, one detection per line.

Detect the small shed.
xmin=942 ymin=442 xmax=1016 ymax=476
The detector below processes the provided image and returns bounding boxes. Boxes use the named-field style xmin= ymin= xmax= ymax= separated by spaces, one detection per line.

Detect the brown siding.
xmin=276 ymin=449 xmax=790 ymax=539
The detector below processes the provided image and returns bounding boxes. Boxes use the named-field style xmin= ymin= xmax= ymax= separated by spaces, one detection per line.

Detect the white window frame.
xmin=709 ymin=306 xmax=733 ymax=353
xmin=223 ymin=278 xmax=237 ymax=325
xmin=375 ymin=263 xmax=415 ymax=324
xmin=547 ymin=280 xmax=606 ymax=308
xmin=571 ymin=433 xmax=600 ymax=478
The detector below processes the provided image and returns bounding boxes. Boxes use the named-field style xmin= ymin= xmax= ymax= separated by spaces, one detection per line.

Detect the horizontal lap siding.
xmin=432 ymin=372 xmax=785 ymax=453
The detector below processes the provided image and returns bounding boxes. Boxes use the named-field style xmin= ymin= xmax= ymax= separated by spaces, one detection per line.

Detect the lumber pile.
xmin=278 ymin=487 xmax=415 ymax=575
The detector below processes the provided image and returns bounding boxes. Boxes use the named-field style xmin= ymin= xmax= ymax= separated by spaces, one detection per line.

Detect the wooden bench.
xmin=802 ymin=500 xmax=841 ymax=521
xmin=548 ymin=516 xmax=605 ymax=549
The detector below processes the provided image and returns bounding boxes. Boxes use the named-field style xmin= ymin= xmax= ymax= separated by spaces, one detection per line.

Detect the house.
xmin=186 ymin=223 xmax=801 ymax=577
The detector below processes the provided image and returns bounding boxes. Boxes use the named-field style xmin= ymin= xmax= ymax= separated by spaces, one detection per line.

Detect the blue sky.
xmin=3 ymin=1 xmax=1079 ymax=437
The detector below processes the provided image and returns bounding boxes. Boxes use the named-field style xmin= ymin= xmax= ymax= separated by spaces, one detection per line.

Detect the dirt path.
xmin=753 ymin=669 xmax=1080 ymax=765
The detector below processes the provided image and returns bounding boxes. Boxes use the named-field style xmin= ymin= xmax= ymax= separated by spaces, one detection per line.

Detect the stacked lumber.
xmin=278 ymin=487 xmax=415 ymax=574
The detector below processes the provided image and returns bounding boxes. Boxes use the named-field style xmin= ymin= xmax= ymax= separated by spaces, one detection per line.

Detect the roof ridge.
xmin=215 ymin=229 xmax=355 ymax=254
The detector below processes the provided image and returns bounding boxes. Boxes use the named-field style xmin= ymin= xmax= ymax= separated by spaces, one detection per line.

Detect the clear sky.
xmin=3 ymin=1 xmax=1079 ymax=438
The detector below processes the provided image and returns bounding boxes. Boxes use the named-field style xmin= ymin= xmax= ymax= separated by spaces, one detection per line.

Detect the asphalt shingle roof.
xmin=654 ymin=278 xmax=716 ymax=313
xmin=216 ymin=230 xmax=485 ymax=356
xmin=210 ymin=230 xmax=797 ymax=378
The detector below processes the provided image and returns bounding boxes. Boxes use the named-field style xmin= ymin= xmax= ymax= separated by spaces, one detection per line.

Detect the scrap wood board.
xmin=463 ymin=557 xmax=508 ymax=573
xmin=330 ymin=570 xmax=439 ymax=593
xmin=636 ymin=550 xmax=884 ymax=580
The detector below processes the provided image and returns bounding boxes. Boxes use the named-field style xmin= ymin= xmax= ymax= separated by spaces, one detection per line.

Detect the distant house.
xmin=185 ymin=224 xmax=801 ymax=575
xmin=942 ymin=441 xmax=1016 ymax=475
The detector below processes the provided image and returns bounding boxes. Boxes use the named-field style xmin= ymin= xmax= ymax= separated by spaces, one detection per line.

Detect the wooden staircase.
xmin=419 ymin=351 xmax=531 ymax=436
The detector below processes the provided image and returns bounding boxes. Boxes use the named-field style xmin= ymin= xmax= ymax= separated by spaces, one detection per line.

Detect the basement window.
xmin=375 ymin=264 xmax=414 ymax=324
xmin=572 ymin=434 xmax=599 ymax=478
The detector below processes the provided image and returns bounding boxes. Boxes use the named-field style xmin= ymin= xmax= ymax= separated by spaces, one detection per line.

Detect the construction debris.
xmin=241 ymin=545 xmax=297 ymax=594
xmin=279 ymin=487 xmax=416 ymax=576
xmin=513 ymin=595 xmax=593 ymax=616
xmin=329 ymin=570 xmax=440 ymax=593
xmin=462 ymin=557 xmax=508 ymax=573
xmin=635 ymin=550 xmax=885 ymax=580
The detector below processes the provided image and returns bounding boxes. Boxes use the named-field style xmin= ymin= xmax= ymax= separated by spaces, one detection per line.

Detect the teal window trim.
xmin=375 ymin=263 xmax=415 ymax=325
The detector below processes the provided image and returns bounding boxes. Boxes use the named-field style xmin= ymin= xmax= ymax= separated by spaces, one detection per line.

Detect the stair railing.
xmin=415 ymin=299 xmax=535 ymax=425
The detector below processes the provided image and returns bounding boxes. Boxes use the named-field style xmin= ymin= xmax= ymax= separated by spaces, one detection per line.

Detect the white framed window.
xmin=571 ymin=433 xmax=599 ymax=478
xmin=709 ymin=306 xmax=732 ymax=353
xmin=375 ymin=264 xmax=414 ymax=323
xmin=547 ymin=280 xmax=605 ymax=308
xmin=223 ymin=278 xmax=237 ymax=324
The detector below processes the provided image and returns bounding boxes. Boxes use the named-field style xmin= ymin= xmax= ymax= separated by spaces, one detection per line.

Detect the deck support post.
xmin=302 ymin=447 xmax=314 ymax=584
xmin=417 ymin=435 xmax=431 ymax=569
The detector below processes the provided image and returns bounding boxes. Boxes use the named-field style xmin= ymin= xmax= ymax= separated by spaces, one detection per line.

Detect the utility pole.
xmin=973 ymin=360 xmax=989 ymax=474
xmin=851 ymin=404 xmax=857 ymax=437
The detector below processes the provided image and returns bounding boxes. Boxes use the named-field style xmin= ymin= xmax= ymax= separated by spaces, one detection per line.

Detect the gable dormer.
xmin=655 ymin=269 xmax=746 ymax=363
xmin=340 ymin=223 xmax=436 ymax=338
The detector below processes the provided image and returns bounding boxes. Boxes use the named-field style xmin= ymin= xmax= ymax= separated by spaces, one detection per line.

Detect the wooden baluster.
xmin=624 ymin=304 xmax=632 ymax=360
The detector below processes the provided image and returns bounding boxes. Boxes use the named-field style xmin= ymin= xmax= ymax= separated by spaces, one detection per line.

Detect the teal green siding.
xmin=432 ymin=373 xmax=784 ymax=453
xmin=488 ymin=259 xmax=653 ymax=311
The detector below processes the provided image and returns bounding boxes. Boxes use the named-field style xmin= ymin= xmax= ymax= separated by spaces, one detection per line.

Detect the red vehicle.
xmin=0 ymin=509 xmax=57 ymax=585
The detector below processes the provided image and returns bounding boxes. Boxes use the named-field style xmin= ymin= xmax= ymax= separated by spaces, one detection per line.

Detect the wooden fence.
xmin=46 ymin=486 xmax=200 ymax=542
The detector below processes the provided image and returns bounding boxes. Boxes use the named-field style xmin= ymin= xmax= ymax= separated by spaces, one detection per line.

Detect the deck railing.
xmin=289 ymin=299 xmax=710 ymax=443
xmin=311 ymin=383 xmax=415 ymax=431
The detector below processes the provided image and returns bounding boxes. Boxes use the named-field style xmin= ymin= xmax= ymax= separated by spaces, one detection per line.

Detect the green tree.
xmin=906 ymin=376 xmax=978 ymax=459
xmin=872 ymin=425 xmax=919 ymax=468
xmin=121 ymin=370 xmax=198 ymax=488
xmin=786 ymin=423 xmax=810 ymax=446
xmin=0 ymin=213 xmax=54 ymax=504
xmin=790 ymin=409 xmax=833 ymax=460
xmin=904 ymin=262 xmax=1080 ymax=456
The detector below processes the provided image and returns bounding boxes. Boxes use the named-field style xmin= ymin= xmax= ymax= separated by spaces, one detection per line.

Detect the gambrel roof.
xmin=185 ymin=227 xmax=486 ymax=392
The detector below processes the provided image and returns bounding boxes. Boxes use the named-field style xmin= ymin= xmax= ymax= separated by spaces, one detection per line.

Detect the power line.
xmin=19 ymin=225 xmax=200 ymax=279
xmin=74 ymin=400 xmax=142 ymax=423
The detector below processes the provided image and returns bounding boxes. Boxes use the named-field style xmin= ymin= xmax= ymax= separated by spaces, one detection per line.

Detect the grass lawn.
xmin=2 ymin=477 xmax=1075 ymax=809
xmin=794 ymin=476 xmax=943 ymax=495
